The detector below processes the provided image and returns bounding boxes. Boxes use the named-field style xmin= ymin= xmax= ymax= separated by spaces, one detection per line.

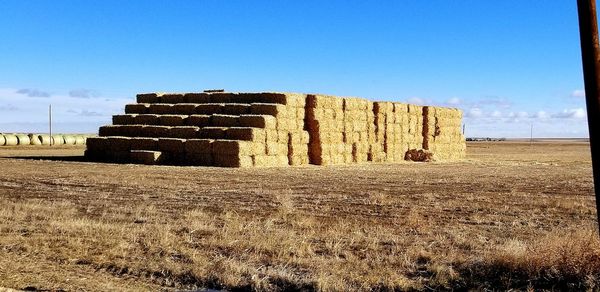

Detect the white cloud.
xmin=465 ymin=107 xmax=483 ymax=118
xmin=16 ymin=88 xmax=51 ymax=98
xmin=571 ymin=89 xmax=585 ymax=98
xmin=490 ymin=110 xmax=502 ymax=118
xmin=532 ymin=110 xmax=548 ymax=119
xmin=552 ymin=108 xmax=587 ymax=119
xmin=406 ymin=97 xmax=427 ymax=105
xmin=446 ymin=97 xmax=461 ymax=105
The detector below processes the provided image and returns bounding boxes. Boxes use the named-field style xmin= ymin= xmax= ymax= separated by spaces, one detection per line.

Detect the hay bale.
xmin=208 ymin=93 xmax=234 ymax=103
xmin=184 ymin=93 xmax=211 ymax=103
xmin=222 ymin=104 xmax=250 ymax=115
xmin=196 ymin=104 xmax=223 ymax=114
xmin=125 ymin=104 xmax=150 ymax=114
xmin=185 ymin=152 xmax=213 ymax=166
xmin=133 ymin=114 xmax=159 ymax=125
xmin=3 ymin=134 xmax=17 ymax=146
xmin=148 ymin=104 xmax=175 ymax=114
xmin=404 ymin=149 xmax=434 ymax=162
xmin=130 ymin=150 xmax=166 ymax=165
xmin=213 ymin=140 xmax=257 ymax=155
xmin=158 ymin=115 xmax=187 ymax=126
xmin=186 ymin=115 xmax=211 ymax=127
xmin=211 ymin=114 xmax=240 ymax=127
xmin=185 ymin=139 xmax=214 ymax=154
xmin=213 ymin=154 xmax=253 ymax=167
xmin=15 ymin=134 xmax=30 ymax=145
xmin=168 ymin=126 xmax=200 ymax=139
xmin=0 ymin=135 xmax=5 ymax=146
xmin=160 ymin=93 xmax=185 ymax=103
xmin=113 ymin=114 xmax=137 ymax=125
xmin=137 ymin=93 xmax=161 ymax=103
xmin=38 ymin=134 xmax=51 ymax=145
xmin=75 ymin=135 xmax=86 ymax=145
xmin=130 ymin=137 xmax=159 ymax=150
xmin=28 ymin=134 xmax=42 ymax=145
xmin=173 ymin=104 xmax=199 ymax=115
xmin=52 ymin=135 xmax=65 ymax=145
xmin=63 ymin=135 xmax=76 ymax=145
xmin=200 ymin=127 xmax=228 ymax=139
xmin=99 ymin=125 xmax=127 ymax=137
xmin=105 ymin=137 xmax=132 ymax=151
xmin=142 ymin=126 xmax=171 ymax=138
xmin=226 ymin=127 xmax=266 ymax=141
xmin=250 ymin=103 xmax=287 ymax=116
xmin=158 ymin=138 xmax=186 ymax=153
xmin=239 ymin=115 xmax=276 ymax=129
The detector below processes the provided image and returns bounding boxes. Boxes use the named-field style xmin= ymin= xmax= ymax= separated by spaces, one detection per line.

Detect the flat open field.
xmin=0 ymin=141 xmax=598 ymax=291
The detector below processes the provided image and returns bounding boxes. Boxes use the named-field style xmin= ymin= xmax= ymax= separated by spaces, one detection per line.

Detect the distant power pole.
xmin=462 ymin=124 xmax=465 ymax=136
xmin=49 ymin=104 xmax=52 ymax=146
xmin=577 ymin=0 xmax=600 ymax=235
xmin=530 ymin=124 xmax=533 ymax=144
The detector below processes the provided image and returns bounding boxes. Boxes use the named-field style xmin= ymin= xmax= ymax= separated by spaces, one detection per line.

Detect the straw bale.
xmin=130 ymin=137 xmax=159 ymax=150
xmin=214 ymin=154 xmax=253 ymax=167
xmin=143 ymin=126 xmax=171 ymax=138
xmin=213 ymin=140 xmax=259 ymax=156
xmin=168 ymin=126 xmax=200 ymax=139
xmin=125 ymin=104 xmax=150 ymax=114
xmin=158 ymin=138 xmax=186 ymax=153
xmin=211 ymin=114 xmax=240 ymax=127
xmin=185 ymin=139 xmax=214 ymax=154
xmin=134 ymin=114 xmax=159 ymax=125
xmin=2 ymin=134 xmax=17 ymax=146
xmin=289 ymin=143 xmax=308 ymax=156
xmin=266 ymin=129 xmax=279 ymax=143
xmin=253 ymin=155 xmax=289 ymax=167
xmin=130 ymin=150 xmax=167 ymax=165
xmin=37 ymin=134 xmax=51 ymax=145
xmin=15 ymin=134 xmax=30 ymax=145
xmin=288 ymin=155 xmax=309 ymax=166
xmin=289 ymin=131 xmax=308 ymax=144
xmin=63 ymin=135 xmax=76 ymax=145
xmin=239 ymin=115 xmax=277 ymax=129
xmin=284 ymin=93 xmax=306 ymax=108
xmin=0 ymin=135 xmax=6 ymax=146
xmin=307 ymin=94 xmax=335 ymax=108
xmin=226 ymin=127 xmax=266 ymax=142
xmin=105 ymin=137 xmax=131 ymax=151
xmin=173 ymin=104 xmax=199 ymax=115
xmin=113 ymin=114 xmax=137 ymax=125
xmin=137 ymin=93 xmax=161 ymax=104
xmin=222 ymin=104 xmax=251 ymax=115
xmin=200 ymin=127 xmax=228 ymax=139
xmin=193 ymin=103 xmax=222 ymax=115
xmin=186 ymin=115 xmax=211 ymax=127
xmin=28 ymin=134 xmax=41 ymax=145
xmin=184 ymin=93 xmax=211 ymax=103
xmin=160 ymin=93 xmax=185 ymax=104
xmin=266 ymin=142 xmax=287 ymax=156
xmin=250 ymin=103 xmax=287 ymax=116
xmin=148 ymin=104 xmax=175 ymax=114
xmin=185 ymin=152 xmax=213 ymax=166
xmin=99 ymin=125 xmax=123 ymax=137
xmin=249 ymin=93 xmax=288 ymax=104
xmin=208 ymin=93 xmax=234 ymax=103
xmin=158 ymin=115 xmax=187 ymax=126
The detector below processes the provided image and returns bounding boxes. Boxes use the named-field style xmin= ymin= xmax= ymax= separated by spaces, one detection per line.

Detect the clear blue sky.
xmin=0 ymin=1 xmax=590 ymax=137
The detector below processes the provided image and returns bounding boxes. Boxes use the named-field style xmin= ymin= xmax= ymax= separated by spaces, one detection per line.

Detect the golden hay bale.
xmin=125 ymin=104 xmax=150 ymax=114
xmin=158 ymin=115 xmax=187 ymax=126
xmin=85 ymin=137 xmax=108 ymax=151
xmin=226 ymin=127 xmax=266 ymax=141
xmin=168 ymin=126 xmax=200 ymax=139
xmin=136 ymin=93 xmax=161 ymax=103
xmin=63 ymin=135 xmax=76 ymax=145
xmin=173 ymin=104 xmax=199 ymax=115
xmin=0 ymin=135 xmax=5 ymax=146
xmin=148 ymin=104 xmax=175 ymax=114
xmin=28 ymin=134 xmax=42 ymax=145
xmin=184 ymin=93 xmax=211 ymax=103
xmin=75 ymin=135 xmax=86 ymax=145
xmin=250 ymin=103 xmax=287 ymax=116
xmin=200 ymin=127 xmax=228 ymax=139
xmin=239 ymin=115 xmax=277 ymax=129
xmin=134 ymin=114 xmax=159 ymax=125
xmin=211 ymin=114 xmax=240 ymax=127
xmin=113 ymin=114 xmax=137 ymax=125
xmin=15 ymin=134 xmax=30 ymax=145
xmin=266 ymin=142 xmax=287 ymax=156
xmin=159 ymin=93 xmax=185 ymax=104
xmin=38 ymin=134 xmax=51 ymax=145
xmin=158 ymin=138 xmax=186 ymax=153
xmin=196 ymin=103 xmax=224 ymax=114
xmin=185 ymin=139 xmax=214 ymax=154
xmin=212 ymin=140 xmax=255 ymax=155
xmin=51 ymin=135 xmax=65 ymax=145
xmin=3 ymin=134 xmax=17 ymax=146
xmin=130 ymin=150 xmax=166 ymax=165
xmin=186 ymin=115 xmax=211 ymax=127
xmin=222 ymin=104 xmax=251 ymax=115
xmin=213 ymin=154 xmax=253 ymax=167
xmin=289 ymin=143 xmax=308 ymax=156
xmin=130 ymin=137 xmax=159 ymax=150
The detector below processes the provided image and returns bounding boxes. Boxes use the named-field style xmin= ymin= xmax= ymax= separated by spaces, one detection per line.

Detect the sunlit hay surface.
xmin=0 ymin=140 xmax=597 ymax=291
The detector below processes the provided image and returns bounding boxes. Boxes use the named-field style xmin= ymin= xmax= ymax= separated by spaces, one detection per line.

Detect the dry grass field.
xmin=0 ymin=141 xmax=599 ymax=291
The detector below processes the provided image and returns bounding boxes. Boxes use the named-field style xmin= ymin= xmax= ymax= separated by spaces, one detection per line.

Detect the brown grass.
xmin=0 ymin=141 xmax=597 ymax=291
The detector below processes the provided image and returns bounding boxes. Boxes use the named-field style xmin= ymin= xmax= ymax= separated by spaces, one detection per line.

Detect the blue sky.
xmin=0 ymin=1 xmax=590 ymax=137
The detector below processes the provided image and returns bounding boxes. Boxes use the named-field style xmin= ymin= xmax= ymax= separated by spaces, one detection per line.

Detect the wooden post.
xmin=577 ymin=0 xmax=600 ymax=233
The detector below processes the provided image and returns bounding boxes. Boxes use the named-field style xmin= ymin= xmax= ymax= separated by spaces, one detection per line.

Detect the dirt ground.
xmin=0 ymin=141 xmax=597 ymax=291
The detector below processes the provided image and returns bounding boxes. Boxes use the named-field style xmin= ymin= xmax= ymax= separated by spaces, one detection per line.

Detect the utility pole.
xmin=49 ymin=104 xmax=52 ymax=146
xmin=577 ymin=0 xmax=600 ymax=234
xmin=530 ymin=124 xmax=533 ymax=145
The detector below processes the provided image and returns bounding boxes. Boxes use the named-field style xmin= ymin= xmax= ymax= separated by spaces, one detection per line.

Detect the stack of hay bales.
xmin=423 ymin=106 xmax=466 ymax=160
xmin=86 ymin=91 xmax=465 ymax=166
